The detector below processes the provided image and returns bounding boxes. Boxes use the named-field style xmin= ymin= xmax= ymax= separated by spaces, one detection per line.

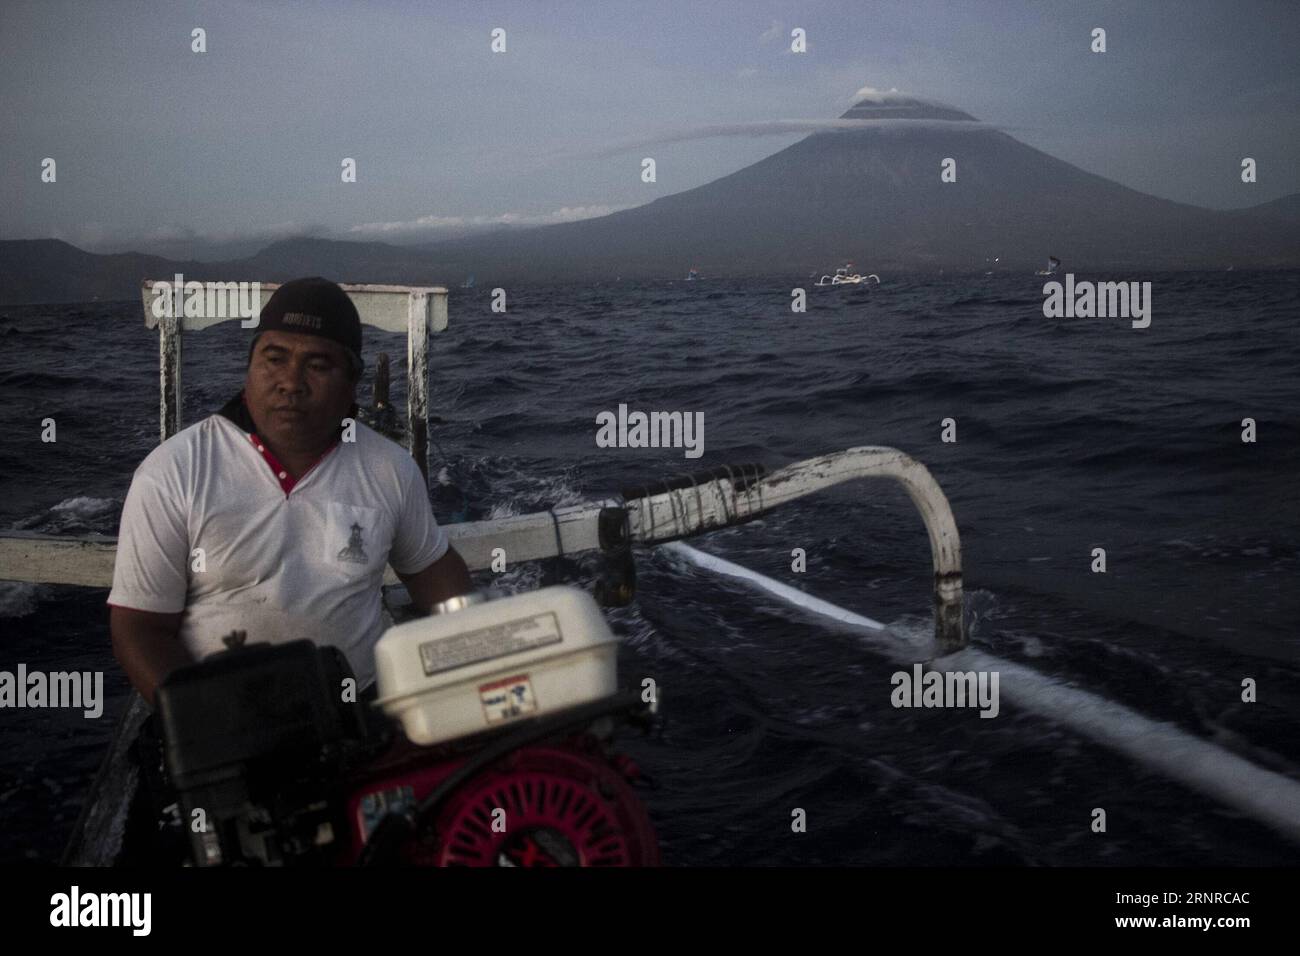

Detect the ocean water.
xmin=1 ymin=271 xmax=1298 ymax=865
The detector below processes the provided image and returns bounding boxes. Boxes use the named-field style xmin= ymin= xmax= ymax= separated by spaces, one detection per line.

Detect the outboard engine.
xmin=153 ymin=586 xmax=658 ymax=866
xmin=154 ymin=637 xmax=372 ymax=866
xmin=350 ymin=586 xmax=657 ymax=866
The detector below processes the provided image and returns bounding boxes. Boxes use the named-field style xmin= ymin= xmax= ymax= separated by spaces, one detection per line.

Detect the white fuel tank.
xmin=372 ymin=586 xmax=619 ymax=746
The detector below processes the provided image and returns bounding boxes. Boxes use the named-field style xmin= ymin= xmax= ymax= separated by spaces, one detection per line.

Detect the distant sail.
xmin=1048 ymin=256 xmax=1060 ymax=271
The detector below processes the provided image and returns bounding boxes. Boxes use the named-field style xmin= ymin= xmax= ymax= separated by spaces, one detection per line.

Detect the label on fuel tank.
xmin=419 ymin=611 xmax=562 ymax=676
xmin=479 ymin=674 xmax=538 ymax=724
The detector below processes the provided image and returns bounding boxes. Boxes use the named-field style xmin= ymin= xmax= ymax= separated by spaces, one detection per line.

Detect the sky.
xmin=2 ymin=0 xmax=1297 ymax=259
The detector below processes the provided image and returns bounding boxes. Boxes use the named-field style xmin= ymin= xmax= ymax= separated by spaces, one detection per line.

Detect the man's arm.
xmin=395 ymin=545 xmax=473 ymax=614
xmin=110 ymin=606 xmax=193 ymax=708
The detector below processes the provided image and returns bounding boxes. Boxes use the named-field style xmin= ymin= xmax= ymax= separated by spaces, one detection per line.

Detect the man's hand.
xmin=109 ymin=606 xmax=193 ymax=707
xmin=396 ymin=545 xmax=473 ymax=614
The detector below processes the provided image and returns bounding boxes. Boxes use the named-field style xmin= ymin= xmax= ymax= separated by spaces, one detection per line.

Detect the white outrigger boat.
xmin=1034 ymin=256 xmax=1060 ymax=277
xmin=815 ymin=264 xmax=880 ymax=287
xmin=6 ymin=280 xmax=1300 ymax=864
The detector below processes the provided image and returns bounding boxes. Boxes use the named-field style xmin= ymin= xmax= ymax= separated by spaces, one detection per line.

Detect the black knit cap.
xmin=249 ymin=277 xmax=363 ymax=379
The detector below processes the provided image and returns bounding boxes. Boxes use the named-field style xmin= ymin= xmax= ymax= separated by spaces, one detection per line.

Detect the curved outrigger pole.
xmin=620 ymin=447 xmax=964 ymax=653
xmin=432 ymin=446 xmax=965 ymax=655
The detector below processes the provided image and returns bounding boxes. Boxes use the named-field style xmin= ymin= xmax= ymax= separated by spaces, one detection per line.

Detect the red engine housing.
xmin=343 ymin=735 xmax=658 ymax=866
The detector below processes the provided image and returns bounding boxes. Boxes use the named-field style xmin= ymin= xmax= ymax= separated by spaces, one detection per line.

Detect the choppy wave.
xmin=11 ymin=496 xmax=121 ymax=535
xmin=0 ymin=582 xmax=42 ymax=618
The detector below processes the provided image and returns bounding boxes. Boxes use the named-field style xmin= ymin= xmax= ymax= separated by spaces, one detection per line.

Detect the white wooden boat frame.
xmin=0 ymin=281 xmax=967 ymax=654
xmin=6 ymin=279 xmax=964 ymax=866
xmin=23 ymin=280 xmax=1300 ymax=862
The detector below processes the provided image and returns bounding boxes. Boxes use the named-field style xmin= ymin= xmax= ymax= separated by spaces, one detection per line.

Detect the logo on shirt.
xmin=337 ymin=522 xmax=369 ymax=564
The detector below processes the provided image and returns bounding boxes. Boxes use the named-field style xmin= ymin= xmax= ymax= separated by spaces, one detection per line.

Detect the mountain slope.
xmin=3 ymin=96 xmax=1296 ymax=303
xmin=416 ymin=98 xmax=1297 ymax=277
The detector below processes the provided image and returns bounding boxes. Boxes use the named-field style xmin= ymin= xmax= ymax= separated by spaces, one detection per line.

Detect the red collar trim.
xmin=246 ymin=432 xmax=340 ymax=495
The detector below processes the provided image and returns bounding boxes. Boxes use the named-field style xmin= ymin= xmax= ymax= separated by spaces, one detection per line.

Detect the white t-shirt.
xmin=107 ymin=402 xmax=448 ymax=690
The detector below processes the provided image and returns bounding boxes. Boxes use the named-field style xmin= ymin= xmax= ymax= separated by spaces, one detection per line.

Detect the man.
xmin=108 ymin=277 xmax=472 ymax=706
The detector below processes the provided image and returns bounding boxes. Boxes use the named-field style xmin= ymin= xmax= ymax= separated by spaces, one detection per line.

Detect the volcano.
xmin=416 ymin=94 xmax=1297 ymax=280
xmin=2 ymin=94 xmax=1296 ymax=303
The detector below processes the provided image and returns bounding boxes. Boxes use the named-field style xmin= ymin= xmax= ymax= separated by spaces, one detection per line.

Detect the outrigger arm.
xmin=441 ymin=446 xmax=964 ymax=653
xmin=0 ymin=447 xmax=965 ymax=653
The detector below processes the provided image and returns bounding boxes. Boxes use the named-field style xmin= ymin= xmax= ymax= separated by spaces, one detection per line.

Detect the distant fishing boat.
xmin=686 ymin=268 xmax=700 ymax=281
xmin=461 ymin=274 xmax=475 ymax=289
xmin=1035 ymin=256 xmax=1060 ymax=277
xmin=815 ymin=264 xmax=880 ymax=287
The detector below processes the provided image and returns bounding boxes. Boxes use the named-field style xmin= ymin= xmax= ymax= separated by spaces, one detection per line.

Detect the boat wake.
xmin=661 ymin=541 xmax=1300 ymax=845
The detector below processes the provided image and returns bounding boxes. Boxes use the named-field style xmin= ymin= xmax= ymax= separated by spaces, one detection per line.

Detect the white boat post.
xmin=140 ymin=280 xmax=449 ymax=481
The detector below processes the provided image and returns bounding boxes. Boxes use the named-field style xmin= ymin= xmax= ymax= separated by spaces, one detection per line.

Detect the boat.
xmin=49 ymin=442 xmax=965 ymax=866
xmin=13 ymin=279 xmax=1300 ymax=864
xmin=4 ymin=280 xmax=964 ymax=867
xmin=1034 ymin=256 xmax=1060 ymax=277
xmin=461 ymin=274 xmax=475 ymax=289
xmin=685 ymin=268 xmax=700 ymax=281
xmin=815 ymin=264 xmax=880 ymax=287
